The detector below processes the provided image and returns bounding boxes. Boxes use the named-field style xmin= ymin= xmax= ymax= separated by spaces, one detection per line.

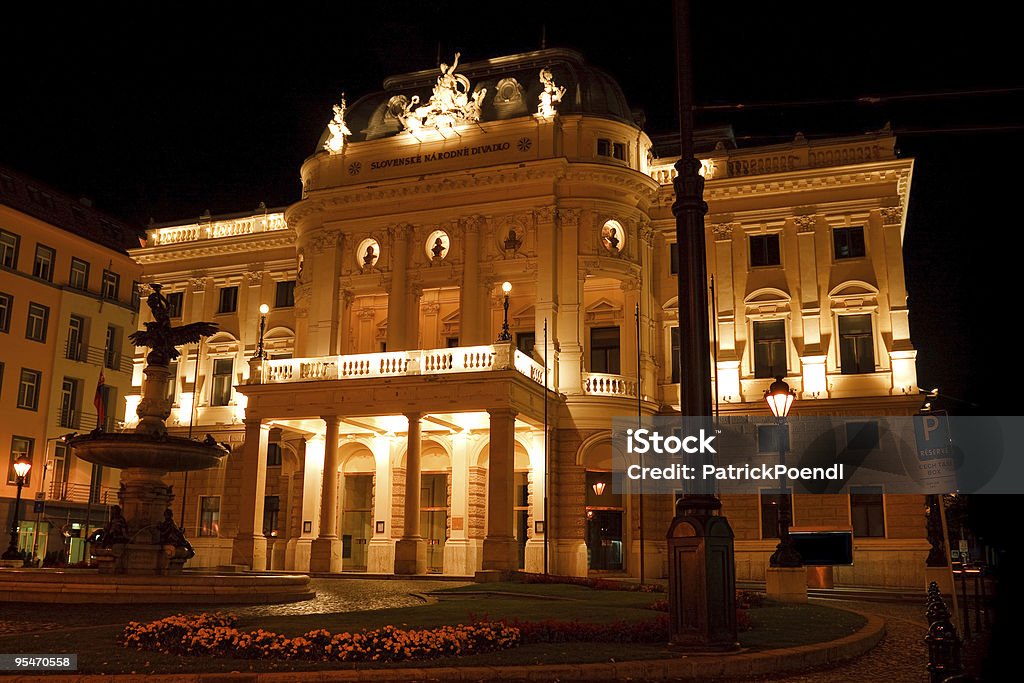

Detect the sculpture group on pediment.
xmin=537 ymin=68 xmax=566 ymax=118
xmin=324 ymin=95 xmax=351 ymax=154
xmin=400 ymin=53 xmax=487 ymax=133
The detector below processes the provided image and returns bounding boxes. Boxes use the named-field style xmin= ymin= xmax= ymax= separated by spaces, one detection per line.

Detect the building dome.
xmin=315 ymin=48 xmax=635 ymax=150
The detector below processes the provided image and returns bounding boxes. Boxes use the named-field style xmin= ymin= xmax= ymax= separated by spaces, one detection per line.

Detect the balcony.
xmin=47 ymin=480 xmax=119 ymax=505
xmin=252 ymin=343 xmax=547 ymax=387
xmin=64 ymin=341 xmax=133 ymax=374
xmin=56 ymin=408 xmax=117 ymax=432
xmin=582 ymin=372 xmax=638 ymax=399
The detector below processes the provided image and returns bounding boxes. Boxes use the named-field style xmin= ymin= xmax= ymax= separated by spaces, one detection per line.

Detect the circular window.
xmin=425 ymin=230 xmax=450 ymax=261
xmin=357 ymin=238 xmax=380 ymax=270
xmin=601 ymin=220 xmax=624 ymax=253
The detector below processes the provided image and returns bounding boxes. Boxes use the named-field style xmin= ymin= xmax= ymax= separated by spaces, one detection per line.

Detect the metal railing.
xmin=56 ymin=409 xmax=116 ymax=432
xmin=47 ymin=480 xmax=119 ymax=505
xmin=63 ymin=341 xmax=133 ymax=373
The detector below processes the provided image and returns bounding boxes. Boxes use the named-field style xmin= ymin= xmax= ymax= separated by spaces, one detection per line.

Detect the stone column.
xmin=443 ymin=432 xmax=472 ymax=575
xmin=293 ymin=435 xmax=324 ymax=572
xmin=231 ymin=418 xmax=269 ymax=570
xmin=386 ymin=225 xmax=409 ymax=351
xmin=534 ymin=207 xmax=559 ymax=384
xmin=366 ymin=435 xmax=395 ymax=573
xmin=309 ymin=416 xmax=341 ymax=572
xmin=556 ymin=209 xmax=583 ymax=394
xmin=480 ymin=408 xmax=518 ymax=575
xmin=394 ymin=412 xmax=426 ymax=574
xmin=524 ymin=429 xmax=547 ymax=573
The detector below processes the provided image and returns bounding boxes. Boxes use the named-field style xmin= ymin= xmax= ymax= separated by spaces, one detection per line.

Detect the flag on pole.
xmin=93 ymin=370 xmax=106 ymax=431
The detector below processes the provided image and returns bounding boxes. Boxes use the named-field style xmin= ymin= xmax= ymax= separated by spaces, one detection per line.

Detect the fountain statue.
xmin=69 ymin=284 xmax=228 ymax=574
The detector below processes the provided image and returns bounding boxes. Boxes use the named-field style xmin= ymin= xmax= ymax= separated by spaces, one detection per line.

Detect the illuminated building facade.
xmin=129 ymin=49 xmax=927 ymax=587
xmin=0 ymin=164 xmax=141 ymax=563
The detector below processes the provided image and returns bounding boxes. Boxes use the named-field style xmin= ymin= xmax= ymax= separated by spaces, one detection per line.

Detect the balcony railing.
xmin=56 ymin=409 xmax=117 ymax=432
xmin=47 ymin=481 xmax=120 ymax=505
xmin=64 ymin=341 xmax=133 ymax=373
xmin=254 ymin=343 xmax=547 ymax=387
xmin=582 ymin=372 xmax=638 ymax=398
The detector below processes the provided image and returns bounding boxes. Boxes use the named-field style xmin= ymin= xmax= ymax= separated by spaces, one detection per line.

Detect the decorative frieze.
xmin=880 ymin=207 xmax=903 ymax=225
xmin=794 ymin=215 xmax=818 ymax=232
xmin=710 ymin=223 xmax=734 ymax=241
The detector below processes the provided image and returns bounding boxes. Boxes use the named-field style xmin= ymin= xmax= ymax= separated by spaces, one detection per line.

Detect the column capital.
xmin=404 ymin=411 xmax=423 ymax=422
xmin=321 ymin=415 xmax=340 ymax=429
xmin=487 ymin=407 xmax=518 ymax=420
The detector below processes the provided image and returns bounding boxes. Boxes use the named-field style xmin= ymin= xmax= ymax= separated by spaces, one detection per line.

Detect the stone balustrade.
xmin=582 ymin=372 xmax=639 ymax=398
xmin=147 ymin=212 xmax=287 ymax=246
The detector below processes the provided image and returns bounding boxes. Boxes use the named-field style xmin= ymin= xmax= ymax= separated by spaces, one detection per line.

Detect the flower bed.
xmin=517 ymin=572 xmax=665 ymax=593
xmin=121 ymin=614 xmax=520 ymax=662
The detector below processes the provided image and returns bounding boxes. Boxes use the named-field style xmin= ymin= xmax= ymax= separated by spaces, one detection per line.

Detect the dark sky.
xmin=2 ymin=1 xmax=1020 ymax=412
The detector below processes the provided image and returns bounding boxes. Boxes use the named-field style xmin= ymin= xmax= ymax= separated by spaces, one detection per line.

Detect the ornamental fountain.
xmin=69 ymin=284 xmax=225 ymax=574
xmin=0 ymin=285 xmax=313 ymax=603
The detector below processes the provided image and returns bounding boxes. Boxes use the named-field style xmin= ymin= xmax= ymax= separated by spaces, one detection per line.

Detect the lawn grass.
xmin=0 ymin=584 xmax=867 ymax=675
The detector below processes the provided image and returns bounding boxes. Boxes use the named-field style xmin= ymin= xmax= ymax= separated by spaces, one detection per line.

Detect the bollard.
xmin=925 ymin=593 xmax=965 ymax=683
xmin=926 ymin=581 xmax=946 ymax=625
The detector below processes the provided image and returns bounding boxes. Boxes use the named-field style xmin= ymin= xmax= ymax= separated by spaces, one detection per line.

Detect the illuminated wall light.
xmin=592 ymin=481 xmax=607 ymax=496
xmin=176 ymin=392 xmax=194 ymax=425
xmin=123 ymin=395 xmax=141 ymax=426
xmin=800 ymin=356 xmax=828 ymax=397
xmin=233 ymin=392 xmax=248 ymax=423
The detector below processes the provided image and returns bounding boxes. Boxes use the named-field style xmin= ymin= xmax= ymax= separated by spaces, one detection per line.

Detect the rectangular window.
xmin=589 ymin=326 xmax=621 ymax=374
xmin=263 ymin=495 xmax=281 ymax=537
xmin=60 ymin=378 xmax=80 ymax=429
xmin=53 ymin=442 xmax=71 ymax=485
xmin=597 ymin=138 xmax=611 ymax=157
xmin=9 ymin=436 xmax=34 ymax=485
xmin=845 ymin=421 xmax=881 ymax=451
xmin=166 ymin=291 xmax=184 ymax=318
xmin=670 ymin=326 xmax=680 ymax=383
xmin=267 ymin=443 xmax=283 ymax=467
xmin=757 ymin=423 xmax=788 ymax=454
xmin=669 ymin=242 xmax=679 ymax=275
xmin=69 ymin=258 xmax=89 ymax=291
xmin=0 ymin=292 xmax=11 ymax=333
xmin=749 ymin=234 xmax=781 ymax=267
xmin=274 ymin=281 xmax=296 ymax=308
xmin=0 ymin=230 xmax=19 ymax=269
xmin=833 ymin=226 xmax=866 ymax=260
xmin=33 ymin=244 xmax=56 ymax=281
xmin=17 ymin=369 xmax=42 ymax=410
xmin=166 ymin=360 xmax=178 ymax=404
xmin=445 ymin=336 xmax=460 ymax=348
xmin=104 ymin=325 xmax=121 ymax=370
xmin=101 ymin=269 xmax=119 ymax=300
xmin=760 ymin=492 xmax=791 ymax=539
xmin=515 ymin=331 xmax=535 ymax=357
xmin=612 ymin=142 xmax=626 ymax=160
xmin=67 ymin=315 xmax=85 ymax=360
xmin=130 ymin=281 xmax=141 ymax=311
xmin=211 ymin=357 xmax=233 ymax=406
xmin=753 ymin=319 xmax=787 ymax=379
xmin=850 ymin=486 xmax=885 ymax=537
xmin=838 ymin=314 xmax=874 ymax=374
xmin=26 ymin=302 xmax=49 ymax=342
xmin=198 ymin=496 xmax=220 ymax=537
xmin=218 ymin=286 xmax=238 ymax=314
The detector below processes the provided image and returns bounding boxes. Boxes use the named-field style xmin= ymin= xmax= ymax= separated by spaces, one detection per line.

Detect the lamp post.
xmin=254 ymin=303 xmax=270 ymax=360
xmin=764 ymin=376 xmax=801 ymax=568
xmin=3 ymin=456 xmax=32 ymax=560
xmin=497 ymin=281 xmax=512 ymax=342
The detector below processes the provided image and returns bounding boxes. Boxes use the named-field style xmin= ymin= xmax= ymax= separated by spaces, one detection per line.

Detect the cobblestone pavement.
xmin=0 ymin=578 xmax=468 ymax=634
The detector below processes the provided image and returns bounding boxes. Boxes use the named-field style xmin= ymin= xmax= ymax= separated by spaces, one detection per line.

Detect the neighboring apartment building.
xmin=129 ymin=48 xmax=925 ymax=587
xmin=0 ymin=164 xmax=141 ymax=564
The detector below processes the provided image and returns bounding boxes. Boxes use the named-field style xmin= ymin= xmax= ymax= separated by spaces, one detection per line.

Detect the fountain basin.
xmin=69 ymin=432 xmax=227 ymax=471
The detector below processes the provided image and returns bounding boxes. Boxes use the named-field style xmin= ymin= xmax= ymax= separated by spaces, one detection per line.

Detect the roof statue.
xmin=400 ymin=53 xmax=487 ymax=133
xmin=129 ymin=283 xmax=218 ymax=366
xmin=324 ymin=94 xmax=351 ymax=154
xmin=537 ymin=68 xmax=566 ymax=118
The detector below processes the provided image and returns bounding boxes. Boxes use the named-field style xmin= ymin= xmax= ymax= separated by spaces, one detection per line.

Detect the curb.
xmin=0 ymin=607 xmax=885 ymax=682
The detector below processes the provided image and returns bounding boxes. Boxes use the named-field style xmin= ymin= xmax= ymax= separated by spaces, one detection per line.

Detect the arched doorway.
xmin=582 ymin=440 xmax=626 ymax=572
xmin=419 ymin=444 xmax=451 ymax=574
xmin=340 ymin=448 xmax=375 ymax=571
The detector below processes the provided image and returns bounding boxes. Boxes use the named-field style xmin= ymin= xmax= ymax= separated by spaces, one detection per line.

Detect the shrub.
xmin=518 ymin=572 xmax=665 ymax=593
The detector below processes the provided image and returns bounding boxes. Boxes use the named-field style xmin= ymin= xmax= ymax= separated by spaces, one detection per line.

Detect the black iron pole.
xmin=543 ymin=318 xmax=549 ymax=575
xmin=2 ymin=476 xmax=25 ymax=559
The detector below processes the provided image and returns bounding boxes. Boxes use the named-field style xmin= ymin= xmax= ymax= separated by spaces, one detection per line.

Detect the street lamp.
xmin=254 ymin=303 xmax=270 ymax=360
xmin=2 ymin=456 xmax=32 ymax=560
xmin=764 ymin=376 xmax=801 ymax=567
xmin=497 ymin=281 xmax=512 ymax=342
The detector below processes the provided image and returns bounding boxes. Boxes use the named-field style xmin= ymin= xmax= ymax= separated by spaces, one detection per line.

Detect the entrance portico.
xmin=234 ymin=343 xmax=554 ymax=576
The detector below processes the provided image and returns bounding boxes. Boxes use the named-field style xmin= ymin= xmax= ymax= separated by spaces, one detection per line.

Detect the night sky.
xmin=2 ymin=1 xmax=1020 ymax=414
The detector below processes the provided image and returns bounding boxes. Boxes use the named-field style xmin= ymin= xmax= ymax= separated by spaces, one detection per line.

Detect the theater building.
xmin=128 ymin=48 xmax=927 ymax=587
